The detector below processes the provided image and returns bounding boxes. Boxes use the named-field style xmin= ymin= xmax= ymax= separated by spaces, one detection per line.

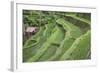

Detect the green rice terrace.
xmin=23 ymin=10 xmax=91 ymax=62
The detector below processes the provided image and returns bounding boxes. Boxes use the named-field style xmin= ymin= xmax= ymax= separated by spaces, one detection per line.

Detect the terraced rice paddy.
xmin=23 ymin=10 xmax=91 ymax=62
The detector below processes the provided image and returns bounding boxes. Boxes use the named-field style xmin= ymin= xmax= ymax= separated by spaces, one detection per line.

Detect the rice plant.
xmin=23 ymin=10 xmax=91 ymax=62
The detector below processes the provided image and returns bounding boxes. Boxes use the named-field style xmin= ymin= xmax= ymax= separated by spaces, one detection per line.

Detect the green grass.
xmin=23 ymin=10 xmax=91 ymax=62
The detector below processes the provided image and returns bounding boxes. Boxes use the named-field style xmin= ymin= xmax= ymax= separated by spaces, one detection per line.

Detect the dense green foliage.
xmin=23 ymin=10 xmax=91 ymax=62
